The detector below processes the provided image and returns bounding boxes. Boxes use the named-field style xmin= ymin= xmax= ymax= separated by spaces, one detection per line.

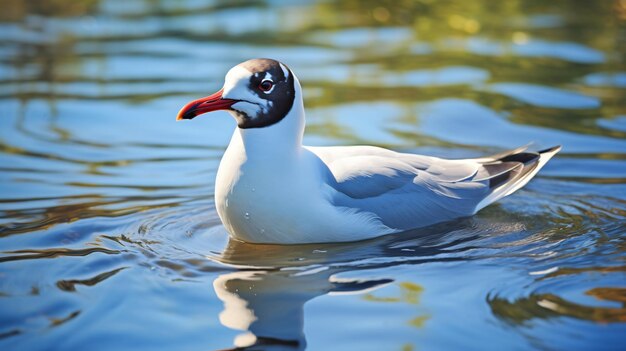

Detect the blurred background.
xmin=0 ymin=1 xmax=625 ymax=350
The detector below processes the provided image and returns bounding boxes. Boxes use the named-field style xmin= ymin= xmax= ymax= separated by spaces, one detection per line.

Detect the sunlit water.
xmin=1 ymin=1 xmax=625 ymax=350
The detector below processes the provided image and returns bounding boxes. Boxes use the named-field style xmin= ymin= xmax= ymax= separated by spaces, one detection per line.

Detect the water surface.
xmin=1 ymin=1 xmax=625 ymax=350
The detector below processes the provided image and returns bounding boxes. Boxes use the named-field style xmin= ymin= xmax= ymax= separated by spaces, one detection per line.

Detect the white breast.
xmin=215 ymin=131 xmax=394 ymax=244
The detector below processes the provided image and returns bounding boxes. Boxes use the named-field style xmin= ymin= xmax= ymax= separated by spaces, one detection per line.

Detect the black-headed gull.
xmin=177 ymin=58 xmax=560 ymax=244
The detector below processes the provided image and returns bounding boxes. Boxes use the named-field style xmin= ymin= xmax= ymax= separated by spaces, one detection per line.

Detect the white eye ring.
xmin=259 ymin=79 xmax=274 ymax=93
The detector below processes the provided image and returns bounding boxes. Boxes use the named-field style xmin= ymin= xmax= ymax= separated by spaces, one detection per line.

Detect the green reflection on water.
xmin=489 ymin=288 xmax=626 ymax=324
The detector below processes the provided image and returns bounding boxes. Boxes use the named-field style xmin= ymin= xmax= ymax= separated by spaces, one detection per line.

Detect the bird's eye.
xmin=259 ymin=80 xmax=273 ymax=92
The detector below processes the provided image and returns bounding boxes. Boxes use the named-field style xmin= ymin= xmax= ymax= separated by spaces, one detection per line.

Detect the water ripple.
xmin=0 ymin=247 xmax=121 ymax=263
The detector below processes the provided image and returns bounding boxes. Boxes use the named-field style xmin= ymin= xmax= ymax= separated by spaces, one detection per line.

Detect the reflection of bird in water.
xmin=213 ymin=269 xmax=391 ymax=351
xmin=210 ymin=219 xmax=524 ymax=350
xmin=177 ymin=58 xmax=560 ymax=244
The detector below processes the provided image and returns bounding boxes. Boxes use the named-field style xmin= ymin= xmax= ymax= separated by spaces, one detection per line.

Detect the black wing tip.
xmin=493 ymin=145 xmax=561 ymax=165
xmin=499 ymin=152 xmax=540 ymax=165
xmin=538 ymin=145 xmax=562 ymax=154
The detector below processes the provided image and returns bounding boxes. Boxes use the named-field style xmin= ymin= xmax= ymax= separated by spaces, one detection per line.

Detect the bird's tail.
xmin=474 ymin=145 xmax=561 ymax=211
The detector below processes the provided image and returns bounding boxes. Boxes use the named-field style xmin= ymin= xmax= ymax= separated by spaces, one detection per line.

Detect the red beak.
xmin=176 ymin=89 xmax=238 ymax=120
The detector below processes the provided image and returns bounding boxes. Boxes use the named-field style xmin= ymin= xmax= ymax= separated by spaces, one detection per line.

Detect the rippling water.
xmin=1 ymin=1 xmax=625 ymax=350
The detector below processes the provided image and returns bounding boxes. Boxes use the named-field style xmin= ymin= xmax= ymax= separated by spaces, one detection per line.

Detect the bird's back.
xmin=309 ymin=145 xmax=560 ymax=231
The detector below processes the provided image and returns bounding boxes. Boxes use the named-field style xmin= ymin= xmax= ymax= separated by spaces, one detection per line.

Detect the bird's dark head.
xmin=177 ymin=58 xmax=296 ymax=129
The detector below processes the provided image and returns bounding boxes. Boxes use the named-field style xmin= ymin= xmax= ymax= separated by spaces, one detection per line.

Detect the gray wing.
xmin=308 ymin=145 xmax=557 ymax=230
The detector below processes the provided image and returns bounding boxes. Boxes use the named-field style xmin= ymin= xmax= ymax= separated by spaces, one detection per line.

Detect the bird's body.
xmin=178 ymin=58 xmax=560 ymax=244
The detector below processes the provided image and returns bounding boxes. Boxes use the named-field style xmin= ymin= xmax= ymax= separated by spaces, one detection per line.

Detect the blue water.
xmin=1 ymin=1 xmax=625 ymax=350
